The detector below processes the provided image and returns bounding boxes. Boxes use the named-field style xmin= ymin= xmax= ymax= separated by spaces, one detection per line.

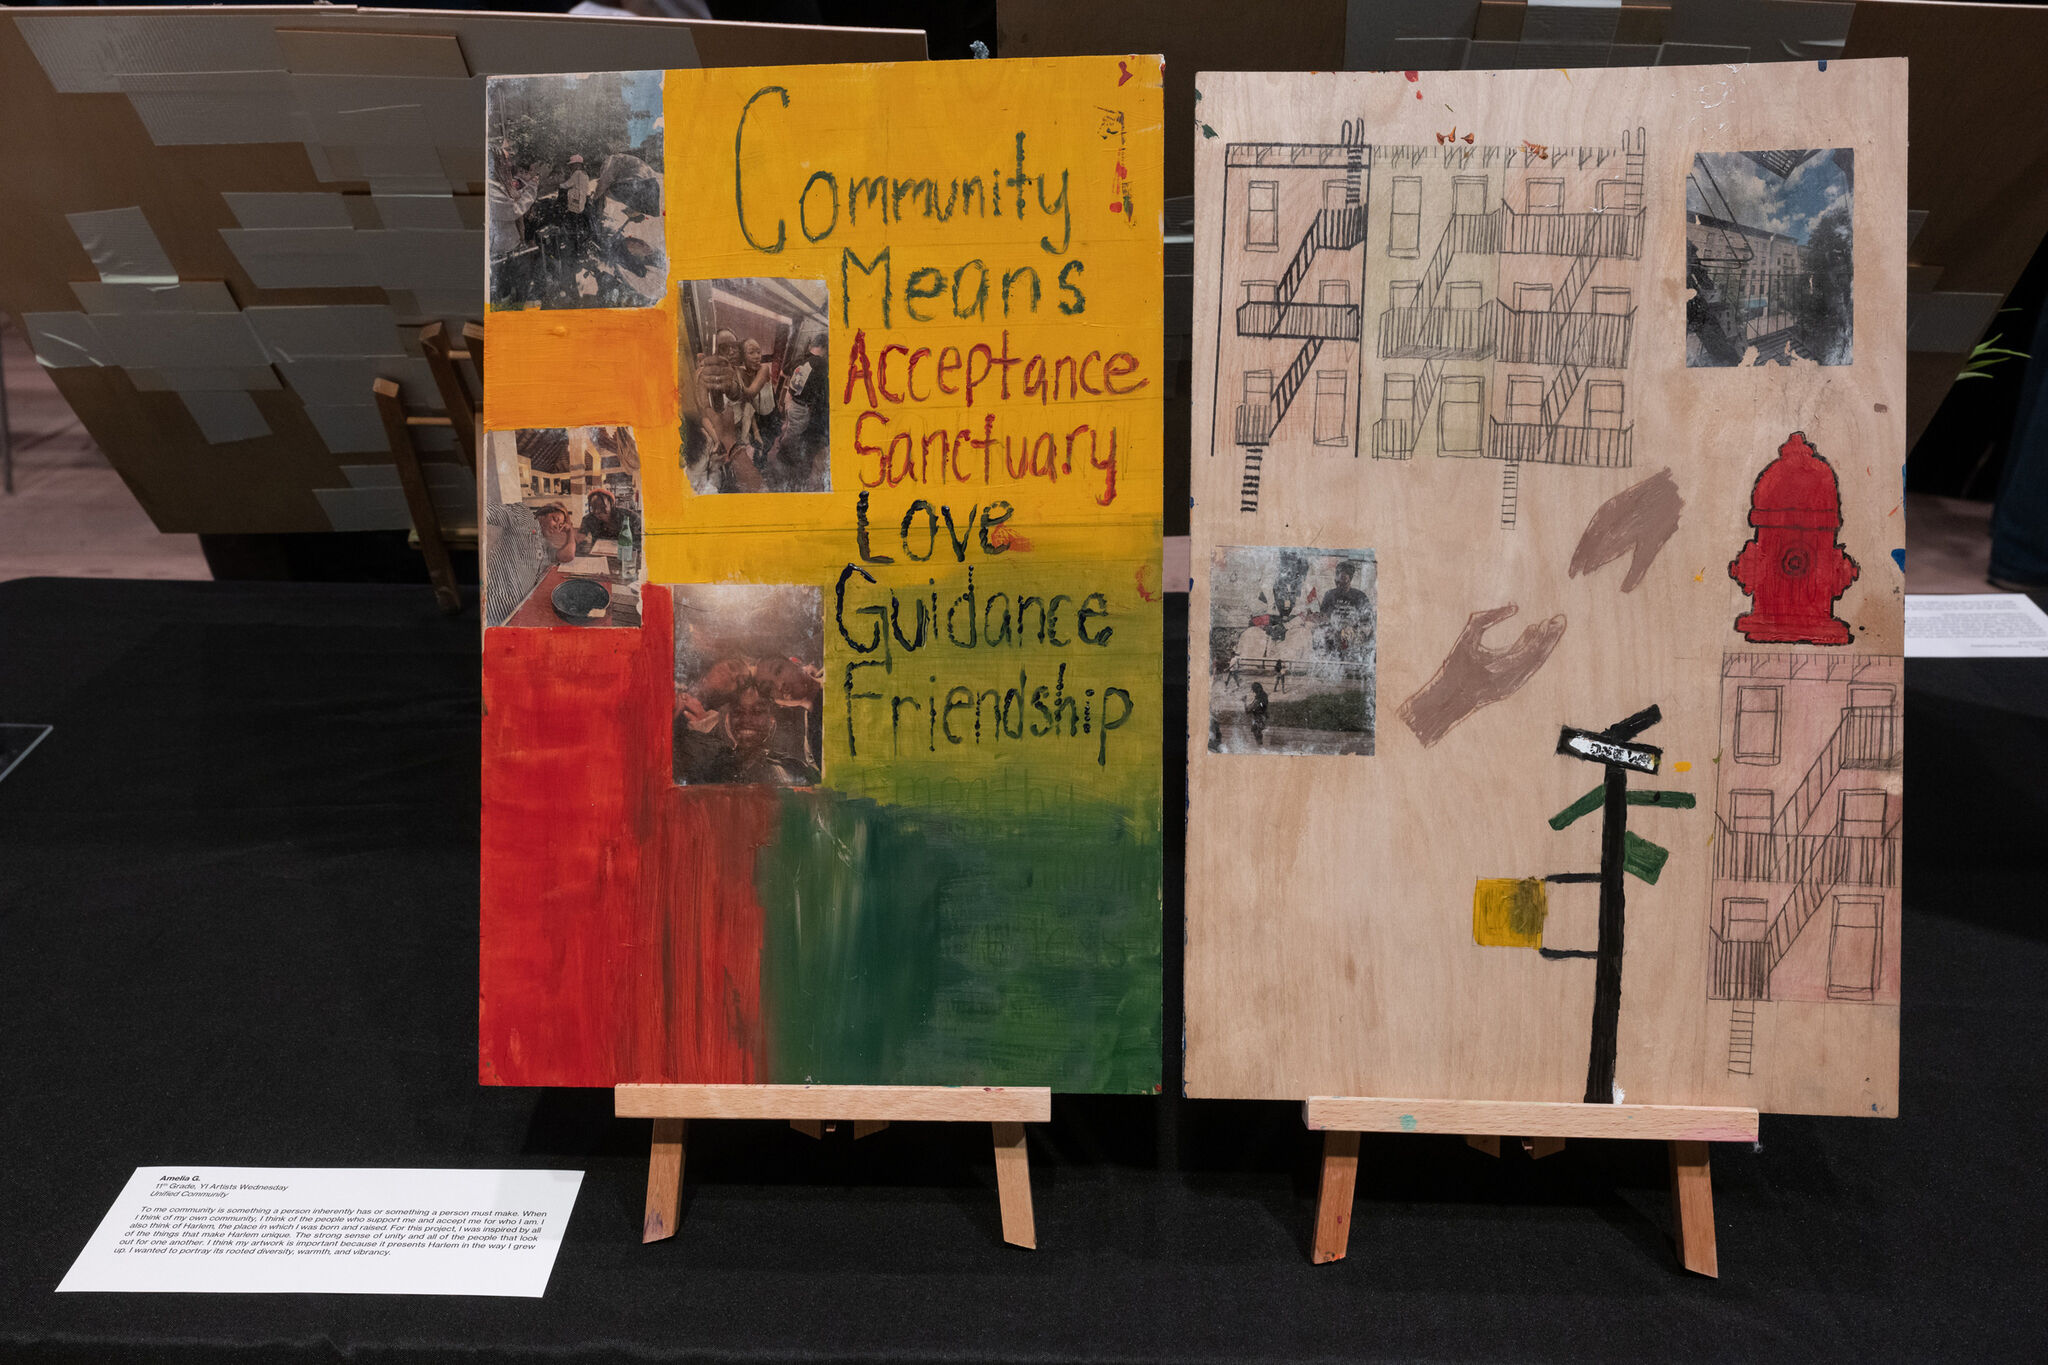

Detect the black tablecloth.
xmin=2 ymin=576 xmax=2042 ymax=1363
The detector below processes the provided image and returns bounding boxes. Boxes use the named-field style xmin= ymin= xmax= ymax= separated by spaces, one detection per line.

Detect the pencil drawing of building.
xmin=1367 ymin=130 xmax=1645 ymax=525
xmin=1210 ymin=121 xmax=1371 ymax=511
xmin=1207 ymin=125 xmax=1646 ymax=524
xmin=1708 ymin=653 xmax=1903 ymax=1076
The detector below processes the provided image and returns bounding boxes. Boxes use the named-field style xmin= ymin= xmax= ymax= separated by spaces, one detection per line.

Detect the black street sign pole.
xmin=1556 ymin=704 xmax=1664 ymax=1106
xmin=1588 ymin=759 xmax=1629 ymax=1104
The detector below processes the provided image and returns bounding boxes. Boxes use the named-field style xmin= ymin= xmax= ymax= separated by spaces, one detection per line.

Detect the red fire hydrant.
xmin=1730 ymin=431 xmax=1859 ymax=645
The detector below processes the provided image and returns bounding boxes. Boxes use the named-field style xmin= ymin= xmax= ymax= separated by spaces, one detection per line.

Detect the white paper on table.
xmin=561 ymin=556 xmax=613 ymax=578
xmin=57 ymin=1167 xmax=583 ymax=1296
xmin=1904 ymin=593 xmax=2048 ymax=657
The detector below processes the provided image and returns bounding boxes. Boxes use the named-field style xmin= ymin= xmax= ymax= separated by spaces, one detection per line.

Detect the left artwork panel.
xmin=479 ymin=58 xmax=1167 ymax=1093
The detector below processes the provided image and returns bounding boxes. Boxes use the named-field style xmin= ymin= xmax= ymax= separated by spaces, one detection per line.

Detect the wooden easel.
xmin=1306 ymin=1097 xmax=1758 ymax=1276
xmin=615 ymin=1084 xmax=1051 ymax=1248
xmin=373 ymin=320 xmax=485 ymax=614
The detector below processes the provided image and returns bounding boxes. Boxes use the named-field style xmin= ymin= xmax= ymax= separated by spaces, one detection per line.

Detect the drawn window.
xmin=1382 ymin=374 xmax=1416 ymax=424
xmin=1439 ymin=376 xmax=1483 ymax=453
xmin=1827 ymin=896 xmax=1882 ymax=998
xmin=1314 ymin=371 xmax=1348 ymax=446
xmin=1452 ymin=176 xmax=1487 ymax=216
xmin=1243 ymin=370 xmax=1272 ymax=405
xmin=1505 ymin=375 xmax=1544 ymax=424
xmin=1244 ymin=280 xmax=1279 ymax=304
xmin=1597 ymin=179 xmax=1628 ymax=211
xmin=1447 ymin=280 xmax=1483 ymax=310
xmin=1323 ymin=179 xmax=1349 ymax=212
xmin=1514 ymin=282 xmax=1552 ymax=312
xmin=1734 ymin=686 xmax=1782 ymax=764
xmin=1848 ymin=684 xmax=1895 ymax=712
xmin=1592 ymin=286 xmax=1632 ymax=315
xmin=1390 ymin=280 xmax=1421 ymax=308
xmin=1527 ymin=179 xmax=1564 ymax=213
xmin=1720 ymin=897 xmax=1769 ymax=941
xmin=1389 ymin=177 xmax=1422 ymax=258
xmin=1246 ymin=180 xmax=1279 ymax=251
xmin=1839 ymin=790 xmax=1888 ymax=837
xmin=1586 ymin=381 xmax=1624 ymax=429
xmin=1729 ymin=790 xmax=1774 ymax=833
xmin=1319 ymin=279 xmax=1351 ymax=306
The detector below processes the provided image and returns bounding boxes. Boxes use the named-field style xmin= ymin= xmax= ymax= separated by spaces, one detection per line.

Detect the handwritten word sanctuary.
xmin=733 ymin=86 xmax=1086 ymax=326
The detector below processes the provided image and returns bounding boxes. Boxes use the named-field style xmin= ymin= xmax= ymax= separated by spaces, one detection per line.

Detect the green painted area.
xmin=1551 ymin=784 xmax=1696 ymax=830
xmin=1623 ymin=830 xmax=1670 ymax=885
xmin=756 ymin=786 xmax=1162 ymax=1092
xmin=1549 ymin=785 xmax=1606 ymax=830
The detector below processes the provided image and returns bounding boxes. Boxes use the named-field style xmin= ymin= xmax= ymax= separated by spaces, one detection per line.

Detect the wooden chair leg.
xmin=643 ymin=1118 xmax=686 ymax=1243
xmin=1312 ymin=1129 xmax=1361 ymax=1263
xmin=461 ymin=320 xmax=487 ymax=391
xmin=1465 ymin=1134 xmax=1502 ymax=1157
xmin=991 ymin=1121 xmax=1036 ymax=1249
xmin=419 ymin=322 xmax=478 ymax=470
xmin=1669 ymin=1139 xmax=1719 ymax=1277
xmin=373 ymin=379 xmax=460 ymax=615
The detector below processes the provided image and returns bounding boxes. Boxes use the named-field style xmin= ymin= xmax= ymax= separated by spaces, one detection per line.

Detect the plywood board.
xmin=477 ymin=57 xmax=1165 ymax=1093
xmin=0 ymin=7 xmax=926 ymax=534
xmin=1186 ymin=62 xmax=1905 ymax=1116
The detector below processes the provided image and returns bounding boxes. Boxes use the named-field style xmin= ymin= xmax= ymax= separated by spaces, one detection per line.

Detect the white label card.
xmin=57 ymin=1167 xmax=584 ymax=1297
xmin=1904 ymin=593 xmax=2048 ymax=657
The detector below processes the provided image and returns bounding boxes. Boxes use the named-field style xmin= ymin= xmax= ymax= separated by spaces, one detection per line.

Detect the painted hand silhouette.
xmin=1398 ymin=605 xmax=1568 ymax=747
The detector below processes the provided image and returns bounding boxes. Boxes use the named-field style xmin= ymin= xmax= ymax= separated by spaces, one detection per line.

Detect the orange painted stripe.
xmin=483 ymin=306 xmax=677 ymax=432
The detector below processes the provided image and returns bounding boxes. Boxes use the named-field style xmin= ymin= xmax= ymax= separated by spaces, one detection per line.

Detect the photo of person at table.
xmin=481 ymin=425 xmax=646 ymax=629
xmin=678 ymin=277 xmax=831 ymax=495
xmin=671 ymin=584 xmax=823 ymax=787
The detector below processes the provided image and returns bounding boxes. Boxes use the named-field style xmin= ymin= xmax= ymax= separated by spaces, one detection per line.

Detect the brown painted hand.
xmin=1398 ymin=605 xmax=1568 ymax=748
xmin=1569 ymin=468 xmax=1684 ymax=593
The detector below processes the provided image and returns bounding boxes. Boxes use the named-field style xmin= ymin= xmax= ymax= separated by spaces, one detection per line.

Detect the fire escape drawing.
xmin=1212 ymin=122 xmax=1371 ymax=513
xmin=1370 ymin=130 xmax=1645 ymax=527
xmin=1708 ymin=652 xmax=1903 ymax=1077
xmin=1209 ymin=126 xmax=1646 ymax=524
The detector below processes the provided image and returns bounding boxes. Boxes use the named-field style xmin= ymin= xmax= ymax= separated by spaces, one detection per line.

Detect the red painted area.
xmin=480 ymin=585 xmax=774 ymax=1085
xmin=1730 ymin=432 xmax=1860 ymax=645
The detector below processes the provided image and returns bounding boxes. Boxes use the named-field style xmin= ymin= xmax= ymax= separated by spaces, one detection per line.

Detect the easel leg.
xmin=991 ymin=1121 xmax=1036 ymax=1249
xmin=643 ymin=1118 xmax=686 ymax=1243
xmin=374 ymin=379 xmax=461 ymax=615
xmin=1312 ymin=1129 xmax=1361 ymax=1263
xmin=1668 ymin=1139 xmax=1719 ymax=1277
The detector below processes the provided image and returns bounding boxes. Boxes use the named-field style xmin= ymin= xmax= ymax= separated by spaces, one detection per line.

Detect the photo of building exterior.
xmin=1685 ymin=148 xmax=1855 ymax=366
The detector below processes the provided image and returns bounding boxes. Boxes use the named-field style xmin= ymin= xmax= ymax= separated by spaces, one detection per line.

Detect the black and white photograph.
xmin=486 ymin=70 xmax=666 ymax=310
xmin=1686 ymin=148 xmax=1853 ymax=366
xmin=1207 ymin=545 xmax=1377 ymax=756
xmin=679 ymin=277 xmax=832 ymax=495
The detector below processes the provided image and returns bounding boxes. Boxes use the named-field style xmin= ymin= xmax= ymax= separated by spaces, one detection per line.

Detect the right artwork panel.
xmin=1186 ymin=62 xmax=1905 ymax=1116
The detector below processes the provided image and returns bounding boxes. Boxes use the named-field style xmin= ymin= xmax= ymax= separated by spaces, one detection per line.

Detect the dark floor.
xmin=0 ymin=577 xmax=2042 ymax=1363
